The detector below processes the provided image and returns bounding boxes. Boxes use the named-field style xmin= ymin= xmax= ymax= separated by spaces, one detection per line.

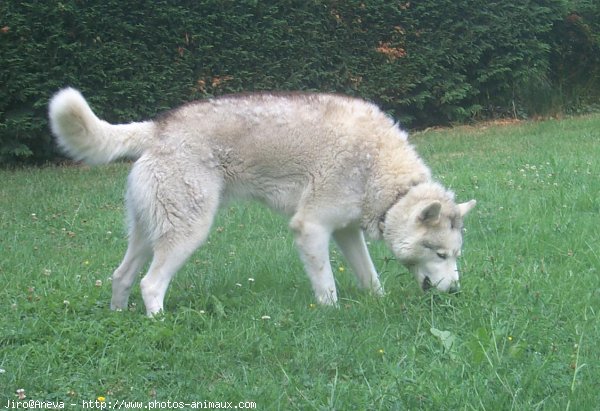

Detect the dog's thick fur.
xmin=49 ymin=88 xmax=475 ymax=316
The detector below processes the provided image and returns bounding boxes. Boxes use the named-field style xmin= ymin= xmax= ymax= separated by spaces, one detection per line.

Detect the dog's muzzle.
xmin=422 ymin=276 xmax=461 ymax=294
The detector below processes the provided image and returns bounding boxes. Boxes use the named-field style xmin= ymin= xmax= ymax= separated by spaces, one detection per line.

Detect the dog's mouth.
xmin=422 ymin=276 xmax=433 ymax=291
xmin=421 ymin=276 xmax=461 ymax=293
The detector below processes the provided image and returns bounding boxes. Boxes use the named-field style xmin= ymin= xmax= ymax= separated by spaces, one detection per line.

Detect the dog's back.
xmin=144 ymin=92 xmax=414 ymax=213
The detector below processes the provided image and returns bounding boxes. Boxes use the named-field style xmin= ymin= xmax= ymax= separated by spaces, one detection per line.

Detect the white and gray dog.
xmin=49 ymin=88 xmax=476 ymax=316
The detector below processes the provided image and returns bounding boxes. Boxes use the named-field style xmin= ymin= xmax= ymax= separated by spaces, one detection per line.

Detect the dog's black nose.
xmin=448 ymin=283 xmax=461 ymax=294
xmin=422 ymin=277 xmax=432 ymax=291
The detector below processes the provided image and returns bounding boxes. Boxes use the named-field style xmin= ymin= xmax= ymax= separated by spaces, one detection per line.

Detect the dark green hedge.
xmin=1 ymin=1 xmax=598 ymax=163
xmin=550 ymin=0 xmax=600 ymax=113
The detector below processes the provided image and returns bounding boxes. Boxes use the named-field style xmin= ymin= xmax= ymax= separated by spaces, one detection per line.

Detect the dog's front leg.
xmin=290 ymin=217 xmax=337 ymax=305
xmin=333 ymin=225 xmax=384 ymax=296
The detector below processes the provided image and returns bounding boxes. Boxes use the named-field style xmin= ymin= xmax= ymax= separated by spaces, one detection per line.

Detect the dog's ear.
xmin=418 ymin=201 xmax=441 ymax=225
xmin=458 ymin=199 xmax=476 ymax=217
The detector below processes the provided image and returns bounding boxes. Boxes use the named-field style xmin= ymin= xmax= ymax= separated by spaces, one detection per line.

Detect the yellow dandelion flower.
xmin=97 ymin=396 xmax=106 ymax=402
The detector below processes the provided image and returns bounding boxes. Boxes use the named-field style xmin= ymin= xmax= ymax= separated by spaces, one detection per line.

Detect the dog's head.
xmin=382 ymin=183 xmax=476 ymax=293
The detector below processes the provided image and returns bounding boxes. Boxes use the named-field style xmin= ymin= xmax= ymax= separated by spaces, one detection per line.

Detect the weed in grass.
xmin=1 ymin=116 xmax=599 ymax=409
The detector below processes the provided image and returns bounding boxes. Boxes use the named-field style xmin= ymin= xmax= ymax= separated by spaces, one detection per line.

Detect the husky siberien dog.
xmin=49 ymin=88 xmax=476 ymax=316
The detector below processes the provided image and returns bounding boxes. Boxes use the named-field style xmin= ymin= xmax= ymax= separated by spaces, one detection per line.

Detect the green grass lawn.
xmin=1 ymin=115 xmax=599 ymax=410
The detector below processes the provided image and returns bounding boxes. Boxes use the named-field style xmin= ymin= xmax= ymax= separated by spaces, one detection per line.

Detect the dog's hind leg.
xmin=290 ymin=215 xmax=337 ymax=305
xmin=333 ymin=225 xmax=384 ymax=296
xmin=139 ymin=186 xmax=222 ymax=315
xmin=140 ymin=235 xmax=208 ymax=316
xmin=110 ymin=220 xmax=151 ymax=310
xmin=124 ymin=156 xmax=223 ymax=316
xmin=140 ymin=205 xmax=220 ymax=316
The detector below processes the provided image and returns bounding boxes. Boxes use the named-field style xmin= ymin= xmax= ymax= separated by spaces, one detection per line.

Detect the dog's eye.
xmin=436 ymin=252 xmax=448 ymax=260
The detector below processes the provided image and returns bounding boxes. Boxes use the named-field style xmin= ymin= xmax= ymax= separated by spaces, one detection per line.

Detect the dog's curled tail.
xmin=48 ymin=88 xmax=155 ymax=164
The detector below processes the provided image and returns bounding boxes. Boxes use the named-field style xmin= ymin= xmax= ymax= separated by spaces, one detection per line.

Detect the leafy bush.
xmin=1 ymin=1 xmax=597 ymax=163
xmin=549 ymin=0 xmax=600 ymax=114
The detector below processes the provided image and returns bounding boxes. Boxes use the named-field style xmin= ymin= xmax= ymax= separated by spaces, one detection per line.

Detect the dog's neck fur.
xmin=360 ymin=135 xmax=432 ymax=239
xmin=377 ymin=188 xmax=414 ymax=231
xmin=362 ymin=180 xmax=425 ymax=239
